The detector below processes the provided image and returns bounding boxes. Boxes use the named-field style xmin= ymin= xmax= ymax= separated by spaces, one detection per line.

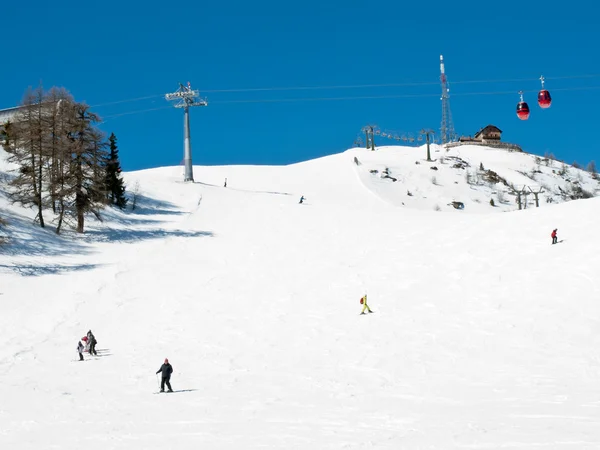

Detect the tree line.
xmin=0 ymin=86 xmax=127 ymax=234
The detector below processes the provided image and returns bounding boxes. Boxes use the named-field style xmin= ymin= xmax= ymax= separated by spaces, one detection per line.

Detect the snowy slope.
xmin=354 ymin=144 xmax=600 ymax=212
xmin=1 ymin=145 xmax=600 ymax=450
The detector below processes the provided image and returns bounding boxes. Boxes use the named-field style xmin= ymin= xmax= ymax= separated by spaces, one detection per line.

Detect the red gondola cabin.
xmin=516 ymin=91 xmax=530 ymax=120
xmin=517 ymin=101 xmax=530 ymax=120
xmin=538 ymin=89 xmax=552 ymax=108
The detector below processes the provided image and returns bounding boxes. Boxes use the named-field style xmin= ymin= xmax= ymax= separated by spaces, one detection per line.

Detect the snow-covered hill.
xmin=1 ymin=145 xmax=600 ymax=450
xmin=354 ymin=144 xmax=599 ymax=213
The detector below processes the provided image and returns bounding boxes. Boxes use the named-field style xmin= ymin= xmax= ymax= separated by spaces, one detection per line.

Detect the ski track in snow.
xmin=1 ymin=146 xmax=600 ymax=449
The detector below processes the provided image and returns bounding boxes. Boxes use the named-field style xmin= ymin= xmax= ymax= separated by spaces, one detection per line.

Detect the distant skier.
xmin=87 ymin=330 xmax=98 ymax=356
xmin=551 ymin=228 xmax=558 ymax=244
xmin=299 ymin=195 xmax=305 ymax=204
xmin=156 ymin=358 xmax=173 ymax=393
xmin=360 ymin=294 xmax=373 ymax=315
xmin=224 ymin=178 xmax=227 ymax=188
xmin=77 ymin=341 xmax=84 ymax=361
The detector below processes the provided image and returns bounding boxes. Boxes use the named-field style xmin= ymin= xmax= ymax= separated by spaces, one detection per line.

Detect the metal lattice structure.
xmin=165 ymin=82 xmax=208 ymax=182
xmin=358 ymin=125 xmax=439 ymax=148
xmin=361 ymin=125 xmax=376 ymax=150
xmin=420 ymin=129 xmax=435 ymax=161
xmin=439 ymin=55 xmax=456 ymax=144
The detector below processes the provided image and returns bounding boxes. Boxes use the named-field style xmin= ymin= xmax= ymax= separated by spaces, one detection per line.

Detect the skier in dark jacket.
xmin=87 ymin=330 xmax=98 ymax=356
xmin=77 ymin=341 xmax=84 ymax=361
xmin=156 ymin=358 xmax=173 ymax=392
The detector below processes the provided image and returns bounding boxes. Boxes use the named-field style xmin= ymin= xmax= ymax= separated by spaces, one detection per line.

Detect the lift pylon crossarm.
xmin=165 ymin=90 xmax=199 ymax=100
xmin=173 ymin=100 xmax=208 ymax=108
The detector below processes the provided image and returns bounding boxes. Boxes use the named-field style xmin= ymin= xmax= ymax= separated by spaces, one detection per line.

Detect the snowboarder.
xmin=360 ymin=294 xmax=373 ymax=315
xmin=299 ymin=195 xmax=305 ymax=204
xmin=551 ymin=228 xmax=558 ymax=244
xmin=77 ymin=341 xmax=84 ymax=361
xmin=156 ymin=358 xmax=173 ymax=392
xmin=87 ymin=330 xmax=98 ymax=356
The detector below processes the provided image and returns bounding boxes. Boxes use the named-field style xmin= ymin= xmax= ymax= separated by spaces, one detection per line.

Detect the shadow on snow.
xmin=0 ymin=262 xmax=101 ymax=277
xmin=126 ymin=194 xmax=186 ymax=216
xmin=0 ymin=189 xmax=213 ymax=275
xmin=80 ymin=228 xmax=213 ymax=244
xmin=0 ymin=210 xmax=91 ymax=258
xmin=153 ymin=389 xmax=198 ymax=394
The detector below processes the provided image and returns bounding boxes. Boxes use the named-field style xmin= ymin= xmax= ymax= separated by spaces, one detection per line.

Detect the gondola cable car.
xmin=538 ymin=75 xmax=552 ymax=108
xmin=516 ymin=91 xmax=530 ymax=120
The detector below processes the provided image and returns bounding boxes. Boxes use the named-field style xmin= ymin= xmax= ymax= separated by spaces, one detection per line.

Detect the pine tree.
xmin=105 ymin=133 xmax=127 ymax=209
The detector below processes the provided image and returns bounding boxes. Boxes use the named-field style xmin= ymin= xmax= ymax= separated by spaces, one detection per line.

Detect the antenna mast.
xmin=165 ymin=82 xmax=208 ymax=182
xmin=439 ymin=55 xmax=456 ymax=144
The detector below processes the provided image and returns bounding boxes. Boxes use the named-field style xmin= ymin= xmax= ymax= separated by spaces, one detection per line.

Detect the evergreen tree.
xmin=105 ymin=132 xmax=127 ymax=209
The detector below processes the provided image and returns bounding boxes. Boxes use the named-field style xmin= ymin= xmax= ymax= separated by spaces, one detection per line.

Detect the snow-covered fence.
xmin=446 ymin=141 xmax=523 ymax=152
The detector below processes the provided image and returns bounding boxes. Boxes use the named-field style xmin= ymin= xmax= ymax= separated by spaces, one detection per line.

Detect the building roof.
xmin=0 ymin=106 xmax=21 ymax=125
xmin=475 ymin=124 xmax=502 ymax=136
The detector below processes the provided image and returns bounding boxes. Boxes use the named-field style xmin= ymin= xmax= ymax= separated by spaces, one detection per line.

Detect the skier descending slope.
xmin=359 ymin=294 xmax=374 ymax=315
xmin=86 ymin=330 xmax=98 ymax=356
xmin=76 ymin=341 xmax=84 ymax=361
xmin=156 ymin=358 xmax=173 ymax=393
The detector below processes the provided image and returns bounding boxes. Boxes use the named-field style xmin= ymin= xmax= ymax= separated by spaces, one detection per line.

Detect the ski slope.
xmin=1 ymin=145 xmax=600 ymax=449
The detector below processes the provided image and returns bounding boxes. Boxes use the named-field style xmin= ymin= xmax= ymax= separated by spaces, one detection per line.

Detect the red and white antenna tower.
xmin=439 ymin=55 xmax=456 ymax=144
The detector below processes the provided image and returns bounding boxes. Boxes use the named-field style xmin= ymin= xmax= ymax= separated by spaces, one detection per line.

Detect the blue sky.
xmin=2 ymin=0 xmax=599 ymax=171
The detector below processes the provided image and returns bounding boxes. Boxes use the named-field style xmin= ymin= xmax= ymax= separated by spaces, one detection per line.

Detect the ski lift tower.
xmin=165 ymin=82 xmax=208 ymax=182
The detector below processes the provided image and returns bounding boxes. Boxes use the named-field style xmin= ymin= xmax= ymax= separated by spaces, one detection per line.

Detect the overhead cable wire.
xmin=100 ymin=105 xmax=173 ymax=122
xmin=202 ymin=73 xmax=600 ymax=93
xmin=90 ymin=73 xmax=600 ymax=109
xmin=210 ymin=85 xmax=600 ymax=104
xmin=91 ymin=94 xmax=164 ymax=108
xmin=97 ymin=84 xmax=600 ymax=122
